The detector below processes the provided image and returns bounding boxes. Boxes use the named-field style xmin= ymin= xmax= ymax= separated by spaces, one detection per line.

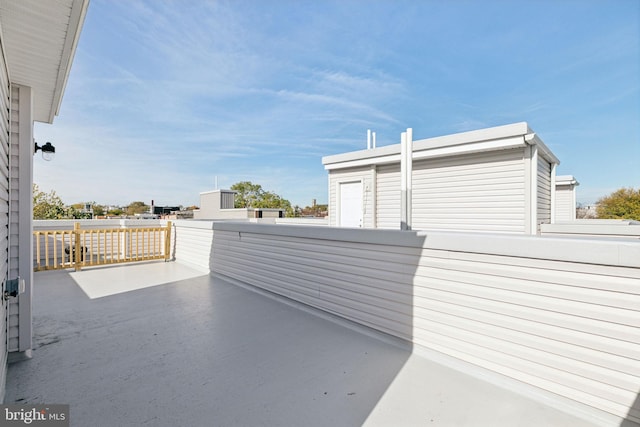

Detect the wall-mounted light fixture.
xmin=34 ymin=142 xmax=55 ymax=161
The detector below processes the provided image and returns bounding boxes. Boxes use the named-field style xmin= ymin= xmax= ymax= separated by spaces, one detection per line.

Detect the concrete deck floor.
xmin=5 ymin=262 xmax=603 ymax=427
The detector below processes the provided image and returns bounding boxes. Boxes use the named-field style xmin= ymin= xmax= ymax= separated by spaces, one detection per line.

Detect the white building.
xmin=193 ymin=189 xmax=285 ymax=220
xmin=322 ymin=122 xmax=560 ymax=234
xmin=554 ymin=175 xmax=579 ymax=222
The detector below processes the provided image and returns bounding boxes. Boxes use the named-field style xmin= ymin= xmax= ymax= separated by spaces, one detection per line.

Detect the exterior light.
xmin=34 ymin=142 xmax=55 ymax=161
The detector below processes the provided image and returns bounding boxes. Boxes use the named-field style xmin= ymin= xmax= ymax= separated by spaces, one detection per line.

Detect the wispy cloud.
xmin=35 ymin=0 xmax=639 ymax=208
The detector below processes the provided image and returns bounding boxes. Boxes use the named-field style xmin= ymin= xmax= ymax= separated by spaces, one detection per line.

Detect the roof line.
xmin=49 ymin=0 xmax=89 ymax=123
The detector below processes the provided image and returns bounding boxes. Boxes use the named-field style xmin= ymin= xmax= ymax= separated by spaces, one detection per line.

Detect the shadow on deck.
xmin=5 ymin=262 xmax=602 ymax=426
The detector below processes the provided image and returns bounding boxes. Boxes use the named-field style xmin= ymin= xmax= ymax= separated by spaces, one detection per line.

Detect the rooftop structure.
xmin=193 ymin=189 xmax=285 ymax=220
xmin=323 ymin=123 xmax=559 ymax=234
xmin=555 ymin=175 xmax=580 ymax=222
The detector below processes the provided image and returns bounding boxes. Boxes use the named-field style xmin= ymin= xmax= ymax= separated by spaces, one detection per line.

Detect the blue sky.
xmin=34 ymin=0 xmax=639 ymax=208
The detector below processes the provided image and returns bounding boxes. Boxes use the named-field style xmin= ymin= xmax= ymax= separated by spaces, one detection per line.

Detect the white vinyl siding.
xmin=0 ymin=42 xmax=9 ymax=398
xmin=375 ymin=164 xmax=400 ymax=229
xmin=173 ymin=220 xmax=213 ymax=272
xmin=209 ymin=222 xmax=640 ymax=425
xmin=328 ymin=167 xmax=373 ymax=228
xmin=555 ymin=185 xmax=575 ymax=222
xmin=537 ymin=157 xmax=552 ymax=227
xmin=7 ymin=86 xmax=19 ymax=352
xmin=411 ymin=149 xmax=526 ymax=233
xmin=7 ymin=85 xmax=32 ymax=354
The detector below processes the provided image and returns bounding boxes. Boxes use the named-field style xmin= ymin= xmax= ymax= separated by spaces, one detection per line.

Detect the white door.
xmin=339 ymin=181 xmax=363 ymax=227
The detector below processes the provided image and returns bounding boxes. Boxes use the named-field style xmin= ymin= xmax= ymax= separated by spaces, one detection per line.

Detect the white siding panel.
xmin=209 ymin=222 xmax=640 ymax=424
xmin=0 ymin=46 xmax=9 ymax=397
xmin=411 ymin=149 xmax=526 ymax=233
xmin=173 ymin=221 xmax=213 ymax=272
xmin=8 ymin=86 xmax=18 ymax=282
xmin=8 ymin=84 xmax=28 ymax=354
xmin=376 ymin=164 xmax=400 ymax=229
xmin=537 ymin=157 xmax=552 ymax=226
xmin=555 ymin=186 xmax=575 ymax=222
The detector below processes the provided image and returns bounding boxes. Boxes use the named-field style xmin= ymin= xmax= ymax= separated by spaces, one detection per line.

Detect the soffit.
xmin=0 ymin=0 xmax=88 ymax=123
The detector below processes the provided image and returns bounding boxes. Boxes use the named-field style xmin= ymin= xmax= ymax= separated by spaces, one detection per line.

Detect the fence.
xmin=33 ymin=221 xmax=172 ymax=271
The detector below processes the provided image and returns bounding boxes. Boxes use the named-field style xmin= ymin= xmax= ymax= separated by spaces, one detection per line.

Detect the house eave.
xmin=556 ymin=175 xmax=579 ymax=186
xmin=524 ymin=132 xmax=560 ymax=165
xmin=0 ymin=0 xmax=89 ymax=123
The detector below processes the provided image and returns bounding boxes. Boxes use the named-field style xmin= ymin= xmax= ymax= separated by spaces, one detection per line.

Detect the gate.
xmin=33 ymin=222 xmax=172 ymax=271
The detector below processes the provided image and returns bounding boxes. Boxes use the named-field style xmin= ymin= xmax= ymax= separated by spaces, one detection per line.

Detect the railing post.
xmin=164 ymin=221 xmax=172 ymax=261
xmin=74 ymin=222 xmax=82 ymax=271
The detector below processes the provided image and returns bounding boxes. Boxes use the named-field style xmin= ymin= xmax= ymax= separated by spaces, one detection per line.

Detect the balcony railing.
xmin=22 ymin=218 xmax=640 ymax=424
xmin=33 ymin=221 xmax=172 ymax=271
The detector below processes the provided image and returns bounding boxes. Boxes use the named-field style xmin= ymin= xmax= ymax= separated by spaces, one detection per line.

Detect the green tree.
xmin=33 ymin=184 xmax=67 ymax=219
xmin=231 ymin=181 xmax=264 ymax=208
xmin=93 ymin=204 xmax=105 ymax=216
xmin=68 ymin=202 xmax=91 ymax=219
xmin=126 ymin=201 xmax=150 ymax=215
xmin=107 ymin=208 xmax=124 ymax=216
xmin=230 ymin=181 xmax=295 ymax=216
xmin=596 ymin=188 xmax=640 ymax=221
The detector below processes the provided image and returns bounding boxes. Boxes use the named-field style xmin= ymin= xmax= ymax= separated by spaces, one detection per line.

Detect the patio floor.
xmin=5 ymin=262 xmax=603 ymax=427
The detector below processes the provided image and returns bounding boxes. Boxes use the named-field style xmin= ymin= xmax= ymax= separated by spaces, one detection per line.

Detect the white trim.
xmin=524 ymin=146 xmax=533 ymax=234
xmin=550 ymin=164 xmax=557 ymax=224
xmin=406 ymin=128 xmax=413 ymax=230
xmin=324 ymin=136 xmax=530 ymax=172
xmin=322 ymin=123 xmax=561 ymax=172
xmin=325 ymin=153 xmax=401 ymax=171
xmin=400 ymin=129 xmax=413 ymax=230
xmin=556 ymin=175 xmax=579 ymax=186
xmin=323 ymin=138 xmax=527 ymax=171
xmin=323 ymin=122 xmax=533 ymax=169
xmin=412 ymin=135 xmax=526 ymax=161
xmin=571 ymin=184 xmax=577 ymax=221
xmin=525 ymin=132 xmax=560 ymax=165
xmin=529 ymin=145 xmax=539 ymax=235
xmin=16 ymin=84 xmax=33 ymax=353
xmin=400 ymin=131 xmax=408 ymax=230
xmin=413 ymin=121 xmax=530 ymax=148
xmin=370 ymin=165 xmax=377 ymax=229
xmin=50 ymin=0 xmax=89 ymax=122
xmin=199 ymin=189 xmax=236 ymax=196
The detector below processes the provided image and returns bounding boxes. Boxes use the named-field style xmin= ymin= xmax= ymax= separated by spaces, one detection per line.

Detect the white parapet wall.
xmin=173 ymin=220 xmax=640 ymax=427
xmin=541 ymin=219 xmax=640 ymax=240
xmin=172 ymin=220 xmax=214 ymax=272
